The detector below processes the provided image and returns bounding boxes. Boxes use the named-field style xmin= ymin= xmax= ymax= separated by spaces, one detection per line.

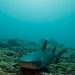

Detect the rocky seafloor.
xmin=0 ymin=38 xmax=75 ymax=75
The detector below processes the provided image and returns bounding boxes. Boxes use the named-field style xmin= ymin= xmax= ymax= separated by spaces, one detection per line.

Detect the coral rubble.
xmin=0 ymin=39 xmax=75 ymax=75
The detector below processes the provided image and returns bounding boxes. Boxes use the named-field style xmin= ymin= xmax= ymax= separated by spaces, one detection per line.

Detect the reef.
xmin=0 ymin=41 xmax=10 ymax=48
xmin=7 ymin=39 xmax=20 ymax=46
xmin=0 ymin=38 xmax=75 ymax=75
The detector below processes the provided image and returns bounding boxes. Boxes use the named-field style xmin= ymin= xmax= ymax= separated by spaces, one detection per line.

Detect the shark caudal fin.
xmin=42 ymin=40 xmax=47 ymax=51
xmin=58 ymin=49 xmax=67 ymax=57
xmin=55 ymin=48 xmax=67 ymax=63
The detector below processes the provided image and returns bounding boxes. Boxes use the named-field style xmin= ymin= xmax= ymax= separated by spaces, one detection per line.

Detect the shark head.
xmin=18 ymin=40 xmax=47 ymax=69
xmin=18 ymin=52 xmax=44 ymax=69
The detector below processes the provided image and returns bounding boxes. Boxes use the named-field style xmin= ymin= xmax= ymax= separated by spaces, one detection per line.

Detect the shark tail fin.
xmin=58 ymin=49 xmax=67 ymax=57
xmin=52 ymin=46 xmax=56 ymax=53
xmin=42 ymin=40 xmax=47 ymax=51
xmin=55 ymin=48 xmax=67 ymax=63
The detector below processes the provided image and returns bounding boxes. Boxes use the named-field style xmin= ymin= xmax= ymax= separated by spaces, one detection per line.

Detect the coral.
xmin=0 ymin=41 xmax=10 ymax=48
xmin=29 ymin=41 xmax=36 ymax=46
xmin=38 ymin=39 xmax=45 ymax=43
xmin=0 ymin=72 xmax=15 ymax=75
xmin=0 ymin=50 xmax=18 ymax=61
xmin=0 ymin=50 xmax=19 ymax=73
xmin=7 ymin=39 xmax=20 ymax=46
xmin=48 ymin=39 xmax=58 ymax=45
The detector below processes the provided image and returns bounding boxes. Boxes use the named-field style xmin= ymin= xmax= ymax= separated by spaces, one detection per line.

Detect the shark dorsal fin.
xmin=52 ymin=46 xmax=56 ymax=53
xmin=42 ymin=40 xmax=47 ymax=51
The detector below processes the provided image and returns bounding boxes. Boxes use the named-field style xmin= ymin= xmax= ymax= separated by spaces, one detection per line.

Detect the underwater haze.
xmin=0 ymin=0 xmax=75 ymax=48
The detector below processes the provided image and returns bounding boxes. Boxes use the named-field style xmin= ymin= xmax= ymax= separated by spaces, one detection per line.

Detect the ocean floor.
xmin=0 ymin=38 xmax=75 ymax=75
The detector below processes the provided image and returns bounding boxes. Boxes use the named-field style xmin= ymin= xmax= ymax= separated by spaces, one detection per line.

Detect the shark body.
xmin=18 ymin=40 xmax=66 ymax=69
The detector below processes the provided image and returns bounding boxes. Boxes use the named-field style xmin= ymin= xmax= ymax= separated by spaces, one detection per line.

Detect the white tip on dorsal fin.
xmin=42 ymin=40 xmax=47 ymax=51
xmin=52 ymin=47 xmax=56 ymax=53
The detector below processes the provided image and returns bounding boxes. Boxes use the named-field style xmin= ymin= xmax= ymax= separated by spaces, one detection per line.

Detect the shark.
xmin=18 ymin=40 xmax=67 ymax=69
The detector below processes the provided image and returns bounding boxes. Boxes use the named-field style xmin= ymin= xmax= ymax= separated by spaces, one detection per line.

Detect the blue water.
xmin=0 ymin=0 xmax=75 ymax=48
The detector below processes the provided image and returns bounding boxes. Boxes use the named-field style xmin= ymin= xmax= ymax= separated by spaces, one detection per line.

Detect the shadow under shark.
xmin=18 ymin=40 xmax=67 ymax=69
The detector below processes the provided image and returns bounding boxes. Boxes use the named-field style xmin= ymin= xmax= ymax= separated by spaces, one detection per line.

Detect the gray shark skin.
xmin=18 ymin=40 xmax=67 ymax=69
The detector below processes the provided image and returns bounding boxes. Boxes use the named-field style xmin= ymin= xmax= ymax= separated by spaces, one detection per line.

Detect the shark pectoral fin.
xmin=41 ymin=60 xmax=49 ymax=69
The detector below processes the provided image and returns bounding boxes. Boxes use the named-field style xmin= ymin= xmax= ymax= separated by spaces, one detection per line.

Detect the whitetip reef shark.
xmin=18 ymin=40 xmax=67 ymax=69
